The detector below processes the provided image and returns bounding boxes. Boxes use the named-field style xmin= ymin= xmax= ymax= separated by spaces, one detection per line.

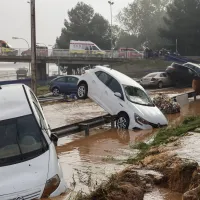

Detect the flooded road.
xmin=50 ymin=99 xmax=200 ymax=199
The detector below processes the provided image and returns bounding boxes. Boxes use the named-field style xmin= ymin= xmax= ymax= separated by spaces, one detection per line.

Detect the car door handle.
xmin=105 ymin=91 xmax=108 ymax=95
xmin=92 ymin=80 xmax=96 ymax=83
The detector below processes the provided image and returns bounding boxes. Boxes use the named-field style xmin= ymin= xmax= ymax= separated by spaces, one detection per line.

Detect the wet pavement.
xmin=50 ymin=99 xmax=200 ymax=200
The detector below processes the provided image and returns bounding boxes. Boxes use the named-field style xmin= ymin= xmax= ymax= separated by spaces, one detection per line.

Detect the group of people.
xmin=143 ymin=47 xmax=180 ymax=59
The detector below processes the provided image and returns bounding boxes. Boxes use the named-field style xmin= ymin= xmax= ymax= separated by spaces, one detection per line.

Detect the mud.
xmin=47 ymin=99 xmax=200 ymax=200
xmin=43 ymin=99 xmax=106 ymax=129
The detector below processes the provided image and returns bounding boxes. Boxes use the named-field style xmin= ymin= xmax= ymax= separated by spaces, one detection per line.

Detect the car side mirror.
xmin=114 ymin=92 xmax=122 ymax=99
xmin=50 ymin=132 xmax=58 ymax=146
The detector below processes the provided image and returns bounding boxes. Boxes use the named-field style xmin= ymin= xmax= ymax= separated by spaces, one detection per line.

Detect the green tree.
xmin=117 ymin=0 xmax=170 ymax=49
xmin=160 ymin=0 xmax=200 ymax=55
xmin=56 ymin=2 xmax=112 ymax=50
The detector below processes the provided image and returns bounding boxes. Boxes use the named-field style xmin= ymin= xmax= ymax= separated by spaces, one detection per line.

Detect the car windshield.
xmin=123 ymin=85 xmax=154 ymax=106
xmin=0 ymin=115 xmax=48 ymax=167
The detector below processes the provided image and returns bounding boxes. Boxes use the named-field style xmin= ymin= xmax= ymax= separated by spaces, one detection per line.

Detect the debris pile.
xmin=153 ymin=94 xmax=180 ymax=114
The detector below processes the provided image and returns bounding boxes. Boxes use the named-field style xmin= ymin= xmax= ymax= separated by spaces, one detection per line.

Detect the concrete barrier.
xmin=176 ymin=93 xmax=189 ymax=106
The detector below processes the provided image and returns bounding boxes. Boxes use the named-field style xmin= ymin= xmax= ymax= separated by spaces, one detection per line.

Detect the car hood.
xmin=132 ymin=103 xmax=168 ymax=125
xmin=0 ymin=151 xmax=49 ymax=196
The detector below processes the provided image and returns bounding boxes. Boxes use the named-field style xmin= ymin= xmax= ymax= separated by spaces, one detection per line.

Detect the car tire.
xmin=158 ymin=81 xmax=163 ymax=89
xmin=116 ymin=113 xmax=130 ymax=129
xmin=52 ymin=87 xmax=60 ymax=96
xmin=77 ymin=83 xmax=88 ymax=99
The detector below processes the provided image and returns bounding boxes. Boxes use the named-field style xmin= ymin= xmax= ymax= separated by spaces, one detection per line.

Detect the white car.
xmin=77 ymin=66 xmax=168 ymax=130
xmin=140 ymin=72 xmax=173 ymax=88
xmin=0 ymin=84 xmax=67 ymax=199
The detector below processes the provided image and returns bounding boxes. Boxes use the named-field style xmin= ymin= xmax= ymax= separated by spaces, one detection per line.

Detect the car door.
xmin=55 ymin=77 xmax=68 ymax=94
xmin=92 ymin=71 xmax=112 ymax=108
xmin=66 ymin=76 xmax=79 ymax=94
xmin=101 ymin=75 xmax=125 ymax=115
xmin=162 ymin=73 xmax=171 ymax=86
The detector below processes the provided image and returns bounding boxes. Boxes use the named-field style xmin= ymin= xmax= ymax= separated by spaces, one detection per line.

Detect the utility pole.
xmin=31 ymin=0 xmax=37 ymax=95
xmin=108 ymin=1 xmax=114 ymax=58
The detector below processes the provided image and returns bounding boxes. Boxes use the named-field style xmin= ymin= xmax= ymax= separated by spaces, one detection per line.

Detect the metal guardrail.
xmin=0 ymin=48 xmax=144 ymax=59
xmin=51 ymin=114 xmax=116 ymax=138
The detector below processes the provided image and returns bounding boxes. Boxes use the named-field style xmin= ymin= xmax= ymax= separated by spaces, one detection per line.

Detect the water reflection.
xmin=55 ymin=99 xmax=200 ymax=199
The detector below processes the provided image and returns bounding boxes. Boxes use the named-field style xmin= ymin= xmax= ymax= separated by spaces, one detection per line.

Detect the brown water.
xmin=52 ymin=99 xmax=200 ymax=200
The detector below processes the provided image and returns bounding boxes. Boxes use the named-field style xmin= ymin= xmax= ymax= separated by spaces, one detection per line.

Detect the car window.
xmin=92 ymin=46 xmax=99 ymax=50
xmin=96 ymin=72 xmax=111 ymax=84
xmin=145 ymin=73 xmax=157 ymax=78
xmin=95 ymin=71 xmax=102 ymax=77
xmin=0 ymin=115 xmax=48 ymax=167
xmin=56 ymin=77 xmax=67 ymax=82
xmin=123 ymin=85 xmax=154 ymax=106
xmin=67 ymin=77 xmax=79 ymax=84
xmin=106 ymin=78 xmax=124 ymax=100
xmin=162 ymin=73 xmax=167 ymax=77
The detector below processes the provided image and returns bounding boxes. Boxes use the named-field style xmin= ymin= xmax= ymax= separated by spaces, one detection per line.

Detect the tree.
xmin=56 ymin=2 xmax=112 ymax=50
xmin=117 ymin=0 xmax=170 ymax=49
xmin=160 ymin=0 xmax=200 ymax=55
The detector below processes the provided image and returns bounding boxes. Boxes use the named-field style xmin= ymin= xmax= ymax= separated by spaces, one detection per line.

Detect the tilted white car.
xmin=0 ymin=84 xmax=67 ymax=199
xmin=77 ymin=66 xmax=168 ymax=130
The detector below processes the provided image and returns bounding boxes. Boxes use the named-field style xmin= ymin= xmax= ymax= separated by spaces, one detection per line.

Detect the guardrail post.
xmin=194 ymin=92 xmax=197 ymax=101
xmin=85 ymin=125 xmax=89 ymax=136
xmin=111 ymin=119 xmax=115 ymax=128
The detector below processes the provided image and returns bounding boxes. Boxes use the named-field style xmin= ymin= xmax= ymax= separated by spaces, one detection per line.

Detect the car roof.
xmin=0 ymin=84 xmax=32 ymax=121
xmin=145 ymin=72 xmax=164 ymax=76
xmin=184 ymin=62 xmax=200 ymax=68
xmin=95 ymin=66 xmax=143 ymax=89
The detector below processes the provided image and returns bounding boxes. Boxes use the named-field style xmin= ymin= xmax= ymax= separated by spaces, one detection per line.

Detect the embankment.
xmin=113 ymin=59 xmax=172 ymax=78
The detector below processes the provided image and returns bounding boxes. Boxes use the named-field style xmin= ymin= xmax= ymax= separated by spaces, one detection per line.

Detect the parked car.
xmin=118 ymin=48 xmax=143 ymax=58
xmin=49 ymin=75 xmax=79 ymax=96
xmin=165 ymin=62 xmax=200 ymax=87
xmin=0 ymin=84 xmax=67 ymax=199
xmin=140 ymin=72 xmax=173 ymax=89
xmin=21 ymin=45 xmax=48 ymax=56
xmin=77 ymin=66 xmax=168 ymax=130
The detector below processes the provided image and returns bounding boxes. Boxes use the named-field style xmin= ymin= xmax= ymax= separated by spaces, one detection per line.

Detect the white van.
xmin=69 ymin=40 xmax=106 ymax=56
xmin=77 ymin=66 xmax=168 ymax=130
xmin=0 ymin=84 xmax=67 ymax=199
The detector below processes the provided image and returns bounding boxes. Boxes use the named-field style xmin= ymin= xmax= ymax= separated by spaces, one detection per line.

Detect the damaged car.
xmin=77 ymin=66 xmax=168 ymax=130
xmin=0 ymin=84 xmax=67 ymax=199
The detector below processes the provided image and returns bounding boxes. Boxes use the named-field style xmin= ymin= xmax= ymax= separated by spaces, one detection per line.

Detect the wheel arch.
xmin=117 ymin=111 xmax=130 ymax=120
xmin=78 ymin=80 xmax=88 ymax=88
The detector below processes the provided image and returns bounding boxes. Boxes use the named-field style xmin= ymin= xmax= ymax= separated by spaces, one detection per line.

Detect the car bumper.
xmin=140 ymin=81 xmax=158 ymax=87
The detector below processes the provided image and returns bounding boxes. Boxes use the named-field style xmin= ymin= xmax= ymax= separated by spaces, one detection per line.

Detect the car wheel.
xmin=158 ymin=81 xmax=163 ymax=89
xmin=77 ymin=83 xmax=88 ymax=99
xmin=52 ymin=87 xmax=60 ymax=96
xmin=116 ymin=113 xmax=130 ymax=129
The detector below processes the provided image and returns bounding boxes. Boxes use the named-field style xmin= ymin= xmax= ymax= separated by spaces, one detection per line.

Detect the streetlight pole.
xmin=12 ymin=37 xmax=31 ymax=76
xmin=30 ymin=0 xmax=37 ymax=95
xmin=108 ymin=1 xmax=114 ymax=58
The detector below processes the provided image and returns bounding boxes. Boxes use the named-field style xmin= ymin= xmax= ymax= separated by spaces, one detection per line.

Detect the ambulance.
xmin=0 ymin=40 xmax=18 ymax=56
xmin=69 ymin=40 xmax=106 ymax=56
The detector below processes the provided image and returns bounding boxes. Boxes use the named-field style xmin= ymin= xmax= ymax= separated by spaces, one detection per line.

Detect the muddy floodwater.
xmin=51 ymin=99 xmax=200 ymax=200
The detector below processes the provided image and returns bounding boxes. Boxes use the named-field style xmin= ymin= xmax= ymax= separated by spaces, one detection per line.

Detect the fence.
xmin=0 ymin=48 xmax=144 ymax=59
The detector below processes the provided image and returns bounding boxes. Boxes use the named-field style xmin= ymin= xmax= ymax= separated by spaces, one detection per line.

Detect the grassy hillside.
xmin=112 ymin=59 xmax=172 ymax=78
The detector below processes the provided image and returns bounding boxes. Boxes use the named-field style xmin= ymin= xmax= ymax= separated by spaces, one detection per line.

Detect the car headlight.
xmin=41 ymin=175 xmax=60 ymax=198
xmin=134 ymin=113 xmax=149 ymax=125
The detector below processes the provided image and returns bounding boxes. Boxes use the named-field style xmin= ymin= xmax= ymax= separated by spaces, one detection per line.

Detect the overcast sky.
xmin=0 ymin=0 xmax=132 ymax=49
